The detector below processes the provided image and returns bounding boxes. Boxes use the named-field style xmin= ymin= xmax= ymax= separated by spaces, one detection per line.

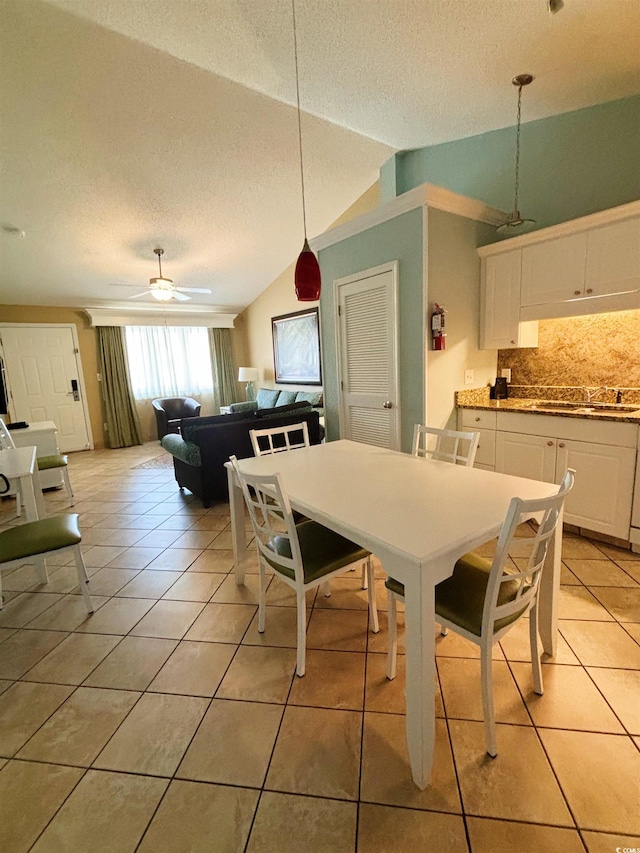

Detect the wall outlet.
xmin=464 ymin=369 xmax=475 ymax=385
xmin=500 ymin=368 xmax=512 ymax=383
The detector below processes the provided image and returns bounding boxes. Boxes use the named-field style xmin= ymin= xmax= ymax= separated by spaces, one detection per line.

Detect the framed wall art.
xmin=271 ymin=308 xmax=322 ymax=385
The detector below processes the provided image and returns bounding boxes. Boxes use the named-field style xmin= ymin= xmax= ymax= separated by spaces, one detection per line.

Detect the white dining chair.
xmin=412 ymin=424 xmax=480 ymax=465
xmin=0 ymin=417 xmax=74 ymax=513
xmin=250 ymin=421 xmax=310 ymax=456
xmin=230 ymin=455 xmax=379 ymax=676
xmin=0 ymin=513 xmax=93 ymax=612
xmin=250 ymin=421 xmax=360 ymax=593
xmin=386 ymin=469 xmax=574 ymax=757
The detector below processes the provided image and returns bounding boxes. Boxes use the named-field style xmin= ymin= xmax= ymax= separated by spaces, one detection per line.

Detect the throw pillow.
xmin=256 ymin=388 xmax=280 ymax=409
xmin=276 ymin=390 xmax=298 ymax=406
xmin=295 ymin=390 xmax=323 ymax=407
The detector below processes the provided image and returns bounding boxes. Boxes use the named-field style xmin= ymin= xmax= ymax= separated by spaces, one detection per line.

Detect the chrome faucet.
xmin=583 ymin=385 xmax=610 ymax=404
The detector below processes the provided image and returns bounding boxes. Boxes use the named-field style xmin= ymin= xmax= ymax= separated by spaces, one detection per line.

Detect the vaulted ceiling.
xmin=1 ymin=0 xmax=639 ymax=311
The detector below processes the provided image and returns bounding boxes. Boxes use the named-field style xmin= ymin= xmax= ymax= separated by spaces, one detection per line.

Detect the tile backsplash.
xmin=497 ymin=309 xmax=640 ymax=387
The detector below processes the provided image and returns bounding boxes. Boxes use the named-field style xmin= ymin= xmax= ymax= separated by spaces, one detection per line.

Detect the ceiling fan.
xmin=113 ymin=248 xmax=212 ymax=302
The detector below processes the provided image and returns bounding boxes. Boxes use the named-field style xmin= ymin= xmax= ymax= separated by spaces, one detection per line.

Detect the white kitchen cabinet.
xmin=496 ymin=429 xmax=635 ymax=539
xmin=479 ymin=201 xmax=640 ymax=324
xmin=460 ymin=408 xmax=638 ymax=541
xmin=521 ymin=233 xmax=587 ymax=306
xmin=479 ymin=251 xmax=539 ymax=350
xmin=495 ymin=431 xmax=556 ymax=482
xmin=10 ymin=421 xmax=64 ymax=489
xmin=459 ymin=409 xmax=496 ymax=469
xmin=585 ymin=217 xmax=640 ymax=297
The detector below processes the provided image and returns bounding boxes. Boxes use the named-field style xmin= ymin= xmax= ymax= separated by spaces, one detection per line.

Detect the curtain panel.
xmin=124 ymin=326 xmax=214 ymax=400
xmin=208 ymin=328 xmax=239 ymax=411
xmin=97 ymin=326 xmax=143 ymax=448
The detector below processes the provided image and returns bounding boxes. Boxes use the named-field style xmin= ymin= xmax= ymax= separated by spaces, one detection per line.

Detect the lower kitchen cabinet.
xmin=495 ymin=430 xmax=635 ymax=539
xmin=460 ymin=408 xmax=639 ymax=541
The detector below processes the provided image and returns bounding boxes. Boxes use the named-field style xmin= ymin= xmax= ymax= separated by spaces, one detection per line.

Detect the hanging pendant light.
xmin=291 ymin=0 xmax=321 ymax=301
xmin=496 ymin=74 xmax=535 ymax=236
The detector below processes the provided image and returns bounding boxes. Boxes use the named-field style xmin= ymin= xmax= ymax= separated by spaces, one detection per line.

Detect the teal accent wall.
xmin=318 ymin=207 xmax=424 ymax=452
xmin=397 ymin=96 xmax=640 ymax=237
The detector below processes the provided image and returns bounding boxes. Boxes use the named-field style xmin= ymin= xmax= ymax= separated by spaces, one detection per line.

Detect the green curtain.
xmin=97 ymin=326 xmax=143 ymax=448
xmin=208 ymin=327 xmax=239 ymax=411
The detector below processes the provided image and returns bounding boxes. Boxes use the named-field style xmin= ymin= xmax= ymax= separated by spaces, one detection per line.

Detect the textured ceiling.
xmin=1 ymin=0 xmax=639 ymax=311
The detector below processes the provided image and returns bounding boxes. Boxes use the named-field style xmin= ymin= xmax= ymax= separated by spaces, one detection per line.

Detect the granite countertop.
xmin=456 ymin=387 xmax=640 ymax=424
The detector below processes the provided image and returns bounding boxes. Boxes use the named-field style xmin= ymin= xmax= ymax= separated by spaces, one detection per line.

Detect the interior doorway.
xmin=0 ymin=324 xmax=93 ymax=452
xmin=335 ymin=262 xmax=400 ymax=449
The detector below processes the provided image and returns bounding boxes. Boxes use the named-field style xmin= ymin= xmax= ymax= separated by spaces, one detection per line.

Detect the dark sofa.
xmin=160 ymin=402 xmax=322 ymax=506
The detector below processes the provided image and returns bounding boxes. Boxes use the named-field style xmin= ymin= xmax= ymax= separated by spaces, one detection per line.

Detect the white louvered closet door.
xmin=337 ymin=265 xmax=399 ymax=449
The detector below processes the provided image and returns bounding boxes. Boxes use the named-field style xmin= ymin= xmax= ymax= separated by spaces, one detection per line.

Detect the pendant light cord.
xmin=513 ymin=82 xmax=523 ymax=214
xmin=292 ymin=0 xmax=308 ymax=241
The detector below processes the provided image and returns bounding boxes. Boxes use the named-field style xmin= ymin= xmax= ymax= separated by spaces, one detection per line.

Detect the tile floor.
xmin=0 ymin=443 xmax=639 ymax=852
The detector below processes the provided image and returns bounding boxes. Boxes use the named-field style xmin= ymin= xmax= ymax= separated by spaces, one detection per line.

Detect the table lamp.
xmin=238 ymin=367 xmax=259 ymax=401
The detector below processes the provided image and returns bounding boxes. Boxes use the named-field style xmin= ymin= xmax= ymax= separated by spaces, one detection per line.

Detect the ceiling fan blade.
xmin=176 ymin=287 xmax=212 ymax=294
xmin=128 ymin=291 xmax=154 ymax=299
xmin=172 ymin=291 xmax=191 ymax=301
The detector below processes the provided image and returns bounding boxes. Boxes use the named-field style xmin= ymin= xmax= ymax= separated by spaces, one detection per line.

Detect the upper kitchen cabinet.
xmin=521 ymin=233 xmax=587 ymax=306
xmin=585 ymin=217 xmax=640 ymax=297
xmin=478 ymin=201 xmax=640 ymax=339
xmin=480 ymin=250 xmax=539 ymax=349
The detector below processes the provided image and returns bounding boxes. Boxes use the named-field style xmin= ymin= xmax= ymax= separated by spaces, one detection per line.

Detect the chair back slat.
xmin=250 ymin=422 xmax=310 ymax=457
xmin=482 ymin=469 xmax=575 ymax=634
xmin=0 ymin=418 xmax=17 ymax=451
xmin=412 ymin=424 xmax=479 ymax=467
xmin=229 ymin=455 xmax=304 ymax=585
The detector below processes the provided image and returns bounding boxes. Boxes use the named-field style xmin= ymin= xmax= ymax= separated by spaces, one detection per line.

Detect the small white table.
xmin=9 ymin=421 xmax=63 ymax=489
xmin=227 ymin=440 xmax=561 ymax=789
xmin=0 ymin=446 xmax=46 ymax=521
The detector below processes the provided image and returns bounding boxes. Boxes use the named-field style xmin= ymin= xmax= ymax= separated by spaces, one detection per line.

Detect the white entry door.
xmin=336 ymin=263 xmax=400 ymax=449
xmin=0 ymin=325 xmax=92 ymax=452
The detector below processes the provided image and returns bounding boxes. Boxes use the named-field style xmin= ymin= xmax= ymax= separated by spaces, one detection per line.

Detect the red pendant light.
xmin=292 ymin=0 xmax=321 ymax=301
xmin=295 ymin=239 xmax=321 ymax=301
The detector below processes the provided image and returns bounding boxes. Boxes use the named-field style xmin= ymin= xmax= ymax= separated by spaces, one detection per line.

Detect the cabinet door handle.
xmin=586 ymin=288 xmax=593 ymax=294
xmin=475 ymin=417 xmax=481 ymax=422
xmin=547 ymin=440 xmax=554 ymax=446
xmin=574 ymin=290 xmax=581 ymax=296
xmin=558 ymin=442 xmax=565 ymax=448
xmin=510 ymin=340 xmax=516 ymax=345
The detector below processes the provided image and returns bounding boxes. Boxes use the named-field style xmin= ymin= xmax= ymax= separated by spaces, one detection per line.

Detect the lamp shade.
xmin=238 ymin=367 xmax=259 ymax=383
xmin=295 ymin=239 xmax=321 ymax=302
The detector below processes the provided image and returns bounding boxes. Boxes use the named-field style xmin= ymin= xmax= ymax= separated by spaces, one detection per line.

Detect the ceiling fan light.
xmin=150 ymin=288 xmax=173 ymax=302
xmin=150 ymin=276 xmax=173 ymax=287
xmin=294 ymin=239 xmax=321 ymax=302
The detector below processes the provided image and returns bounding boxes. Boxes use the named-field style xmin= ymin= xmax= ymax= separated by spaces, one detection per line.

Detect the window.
xmin=124 ymin=326 xmax=213 ymax=400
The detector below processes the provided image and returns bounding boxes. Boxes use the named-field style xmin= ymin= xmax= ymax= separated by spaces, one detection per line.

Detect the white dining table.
xmin=0 ymin=445 xmax=46 ymax=522
xmin=226 ymin=439 xmax=562 ymax=789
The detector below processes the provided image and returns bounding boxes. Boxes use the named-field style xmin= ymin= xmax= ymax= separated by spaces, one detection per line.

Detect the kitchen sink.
xmin=527 ymin=401 xmax=640 ymax=414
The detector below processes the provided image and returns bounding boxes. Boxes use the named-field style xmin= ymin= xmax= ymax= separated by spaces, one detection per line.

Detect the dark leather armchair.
xmin=152 ymin=397 xmax=201 ymax=439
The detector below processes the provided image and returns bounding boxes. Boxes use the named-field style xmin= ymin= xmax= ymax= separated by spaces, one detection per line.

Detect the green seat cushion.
xmin=265 ymin=520 xmax=370 ymax=584
xmin=385 ymin=551 xmax=525 ymax=637
xmin=36 ymin=454 xmax=68 ymax=470
xmin=160 ymin=434 xmax=201 ymax=466
xmin=385 ymin=576 xmax=405 ymax=597
xmin=0 ymin=513 xmax=82 ymax=564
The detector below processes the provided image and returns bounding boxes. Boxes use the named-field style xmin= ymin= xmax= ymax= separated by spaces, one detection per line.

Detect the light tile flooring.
xmin=1 ymin=443 xmax=639 ymax=852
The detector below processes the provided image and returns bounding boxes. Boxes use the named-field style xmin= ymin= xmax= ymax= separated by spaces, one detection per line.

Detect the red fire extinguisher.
xmin=431 ymin=303 xmax=446 ymax=350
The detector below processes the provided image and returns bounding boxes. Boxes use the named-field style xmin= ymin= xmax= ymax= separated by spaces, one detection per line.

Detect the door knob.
xmin=383 ymin=401 xmax=392 ymax=409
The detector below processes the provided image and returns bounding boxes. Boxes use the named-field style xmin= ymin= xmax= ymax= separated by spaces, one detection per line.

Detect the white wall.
xmin=426 ymin=208 xmax=498 ymax=429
